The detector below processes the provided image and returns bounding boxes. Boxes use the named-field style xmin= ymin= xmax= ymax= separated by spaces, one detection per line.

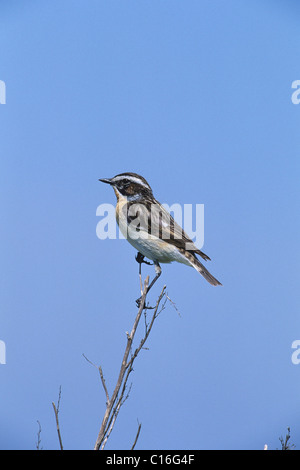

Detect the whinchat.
xmin=99 ymin=173 xmax=222 ymax=301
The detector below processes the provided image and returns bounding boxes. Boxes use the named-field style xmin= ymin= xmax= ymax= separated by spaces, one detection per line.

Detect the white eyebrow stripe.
xmin=112 ymin=175 xmax=150 ymax=189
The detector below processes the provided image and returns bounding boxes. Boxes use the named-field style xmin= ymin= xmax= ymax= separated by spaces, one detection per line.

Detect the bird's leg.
xmin=136 ymin=261 xmax=161 ymax=307
xmin=147 ymin=261 xmax=162 ymax=293
xmin=135 ymin=252 xmax=153 ymax=296
xmin=136 ymin=252 xmax=143 ymax=296
xmin=135 ymin=252 xmax=152 ymax=267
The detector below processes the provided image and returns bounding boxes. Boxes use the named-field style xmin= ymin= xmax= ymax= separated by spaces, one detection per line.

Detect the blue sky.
xmin=1 ymin=0 xmax=300 ymax=450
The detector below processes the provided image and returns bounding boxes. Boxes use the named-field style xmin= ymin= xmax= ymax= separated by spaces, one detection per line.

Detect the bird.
xmin=99 ymin=172 xmax=222 ymax=303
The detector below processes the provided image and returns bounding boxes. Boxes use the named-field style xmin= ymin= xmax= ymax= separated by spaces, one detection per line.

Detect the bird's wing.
xmin=125 ymin=199 xmax=211 ymax=261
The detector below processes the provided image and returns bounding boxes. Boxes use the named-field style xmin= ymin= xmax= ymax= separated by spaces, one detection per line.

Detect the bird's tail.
xmin=189 ymin=255 xmax=222 ymax=286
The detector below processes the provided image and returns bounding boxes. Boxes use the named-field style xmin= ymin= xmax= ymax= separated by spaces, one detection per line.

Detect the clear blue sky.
xmin=1 ymin=0 xmax=300 ymax=450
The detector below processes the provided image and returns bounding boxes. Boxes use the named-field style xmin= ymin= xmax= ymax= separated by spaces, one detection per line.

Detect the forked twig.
xmin=83 ymin=354 xmax=110 ymax=405
xmin=92 ymin=276 xmax=167 ymax=450
xmin=52 ymin=386 xmax=63 ymax=450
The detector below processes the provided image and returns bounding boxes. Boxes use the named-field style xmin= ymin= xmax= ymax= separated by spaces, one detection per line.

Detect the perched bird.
xmin=99 ymin=172 xmax=222 ymax=301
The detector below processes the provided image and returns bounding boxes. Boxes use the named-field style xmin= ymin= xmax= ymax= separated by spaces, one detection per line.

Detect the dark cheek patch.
xmin=126 ymin=184 xmax=135 ymax=195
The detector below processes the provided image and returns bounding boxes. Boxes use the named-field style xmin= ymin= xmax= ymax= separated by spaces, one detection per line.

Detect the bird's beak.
xmin=99 ymin=178 xmax=113 ymax=185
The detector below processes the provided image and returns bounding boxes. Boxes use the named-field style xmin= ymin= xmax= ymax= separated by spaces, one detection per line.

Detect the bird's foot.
xmin=135 ymin=252 xmax=153 ymax=266
xmin=135 ymin=296 xmax=155 ymax=309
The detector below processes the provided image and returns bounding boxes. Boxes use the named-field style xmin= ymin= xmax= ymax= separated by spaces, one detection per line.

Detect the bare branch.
xmin=279 ymin=427 xmax=295 ymax=450
xmin=166 ymin=292 xmax=181 ymax=317
xmin=56 ymin=385 xmax=62 ymax=414
xmin=52 ymin=386 xmax=63 ymax=451
xmin=83 ymin=354 xmax=110 ymax=405
xmin=93 ymin=276 xmax=150 ymax=450
xmin=36 ymin=420 xmax=42 ymax=450
xmin=131 ymin=421 xmax=142 ymax=450
xmin=99 ymin=365 xmax=110 ymax=405
xmin=100 ymin=382 xmax=133 ymax=450
xmin=126 ymin=286 xmax=167 ymax=370
xmin=93 ymin=275 xmax=167 ymax=451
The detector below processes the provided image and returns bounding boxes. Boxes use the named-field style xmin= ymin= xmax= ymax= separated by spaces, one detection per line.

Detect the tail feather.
xmin=193 ymin=249 xmax=211 ymax=261
xmin=191 ymin=256 xmax=222 ymax=286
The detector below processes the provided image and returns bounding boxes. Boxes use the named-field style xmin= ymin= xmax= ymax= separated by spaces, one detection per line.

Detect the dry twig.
xmin=92 ymin=276 xmax=167 ymax=450
xmin=36 ymin=420 xmax=42 ymax=450
xmin=52 ymin=386 xmax=63 ymax=451
xmin=131 ymin=421 xmax=142 ymax=450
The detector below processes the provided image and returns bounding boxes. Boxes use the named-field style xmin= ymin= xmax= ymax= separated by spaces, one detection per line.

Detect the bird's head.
xmin=99 ymin=172 xmax=154 ymax=201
